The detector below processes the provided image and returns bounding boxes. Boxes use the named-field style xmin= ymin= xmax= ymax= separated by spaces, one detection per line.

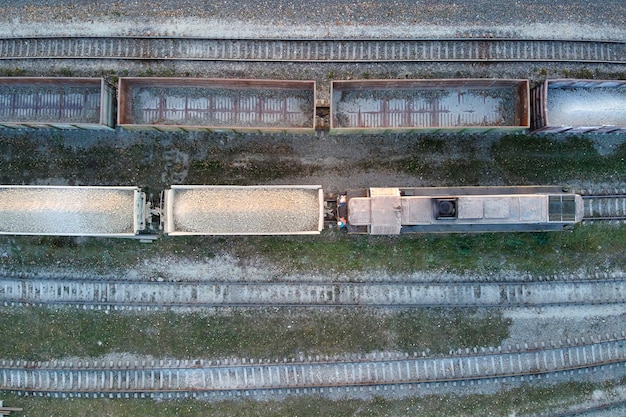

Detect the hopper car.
xmin=0 ymin=185 xmax=583 ymax=238
xmin=530 ymin=79 xmax=626 ymax=133
xmin=161 ymin=185 xmax=325 ymax=235
xmin=0 ymin=185 xmax=147 ymax=237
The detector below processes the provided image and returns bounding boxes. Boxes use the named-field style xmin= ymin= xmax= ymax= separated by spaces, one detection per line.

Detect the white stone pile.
xmin=0 ymin=188 xmax=136 ymax=235
xmin=172 ymin=187 xmax=320 ymax=234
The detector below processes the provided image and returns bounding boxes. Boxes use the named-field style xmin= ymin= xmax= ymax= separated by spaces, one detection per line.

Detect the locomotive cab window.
xmin=434 ymin=198 xmax=458 ymax=219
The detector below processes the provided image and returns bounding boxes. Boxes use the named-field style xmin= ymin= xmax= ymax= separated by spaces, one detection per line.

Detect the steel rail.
xmin=1 ymin=336 xmax=625 ymax=395
xmin=0 ymin=36 xmax=625 ymax=63
xmin=3 ymin=277 xmax=626 ymax=309
xmin=582 ymin=195 xmax=626 ymax=221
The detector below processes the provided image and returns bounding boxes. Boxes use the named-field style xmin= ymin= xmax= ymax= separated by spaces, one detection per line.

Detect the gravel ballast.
xmin=0 ymin=1 xmax=624 ymax=41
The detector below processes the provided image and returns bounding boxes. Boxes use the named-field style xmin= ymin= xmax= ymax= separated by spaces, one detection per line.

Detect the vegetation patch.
xmin=248 ymin=224 xmax=626 ymax=274
xmin=186 ymin=143 xmax=311 ymax=185
xmin=2 ymin=222 xmax=625 ymax=275
xmin=0 ymin=307 xmax=508 ymax=361
xmin=491 ymin=135 xmax=626 ymax=184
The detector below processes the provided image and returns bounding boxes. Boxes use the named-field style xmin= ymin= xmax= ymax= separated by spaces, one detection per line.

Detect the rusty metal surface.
xmin=0 ymin=77 xmax=113 ymax=129
xmin=331 ymin=79 xmax=529 ymax=133
xmin=118 ymin=77 xmax=316 ymax=133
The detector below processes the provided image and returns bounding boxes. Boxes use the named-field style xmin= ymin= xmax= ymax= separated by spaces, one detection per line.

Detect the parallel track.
xmin=2 ymin=336 xmax=625 ymax=396
xmin=583 ymin=195 xmax=626 ymax=221
xmin=3 ymin=277 xmax=626 ymax=309
xmin=0 ymin=37 xmax=625 ymax=63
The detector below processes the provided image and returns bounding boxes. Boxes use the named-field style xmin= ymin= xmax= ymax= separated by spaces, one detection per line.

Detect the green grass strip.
xmin=0 ymin=382 xmax=601 ymax=417
xmin=0 ymin=307 xmax=509 ymax=361
xmin=2 ymin=223 xmax=626 ymax=275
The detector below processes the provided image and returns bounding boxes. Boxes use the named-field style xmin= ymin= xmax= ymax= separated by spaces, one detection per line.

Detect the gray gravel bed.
xmin=0 ymin=1 xmax=624 ymax=33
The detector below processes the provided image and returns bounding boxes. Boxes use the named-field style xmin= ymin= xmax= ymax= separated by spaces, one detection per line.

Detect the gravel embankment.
xmin=0 ymin=1 xmax=624 ymax=40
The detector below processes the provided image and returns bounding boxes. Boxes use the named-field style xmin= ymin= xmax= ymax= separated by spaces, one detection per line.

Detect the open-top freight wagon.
xmin=0 ymin=186 xmax=147 ymax=237
xmin=531 ymin=79 xmax=626 ymax=133
xmin=160 ymin=185 xmax=325 ymax=235
xmin=331 ymin=79 xmax=530 ymax=134
xmin=0 ymin=77 xmax=115 ymax=130
xmin=117 ymin=78 xmax=317 ymax=134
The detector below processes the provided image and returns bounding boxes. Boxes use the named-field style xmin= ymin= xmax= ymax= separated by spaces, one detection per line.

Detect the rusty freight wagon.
xmin=331 ymin=79 xmax=530 ymax=134
xmin=0 ymin=77 xmax=115 ymax=130
xmin=0 ymin=186 xmax=147 ymax=237
xmin=531 ymin=79 xmax=626 ymax=133
xmin=161 ymin=185 xmax=325 ymax=235
xmin=118 ymin=78 xmax=316 ymax=133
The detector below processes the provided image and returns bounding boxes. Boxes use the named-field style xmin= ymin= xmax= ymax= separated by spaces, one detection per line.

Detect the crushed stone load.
xmin=0 ymin=187 xmax=138 ymax=235
xmin=171 ymin=187 xmax=321 ymax=234
xmin=547 ymin=88 xmax=626 ymax=127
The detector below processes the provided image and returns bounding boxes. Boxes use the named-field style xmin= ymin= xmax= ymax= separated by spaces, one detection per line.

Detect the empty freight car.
xmin=531 ymin=79 xmax=626 ymax=133
xmin=0 ymin=77 xmax=115 ymax=130
xmin=118 ymin=78 xmax=316 ymax=133
xmin=331 ymin=79 xmax=529 ymax=134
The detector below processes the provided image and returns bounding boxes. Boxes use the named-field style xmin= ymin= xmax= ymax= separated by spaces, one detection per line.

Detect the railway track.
xmin=1 ymin=336 xmax=625 ymax=396
xmin=0 ymin=37 xmax=625 ymax=64
xmin=583 ymin=195 xmax=626 ymax=221
xmin=3 ymin=277 xmax=626 ymax=309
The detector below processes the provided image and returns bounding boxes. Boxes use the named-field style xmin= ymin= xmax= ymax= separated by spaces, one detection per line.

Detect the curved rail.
xmin=3 ymin=277 xmax=626 ymax=309
xmin=0 ymin=37 xmax=625 ymax=63
xmin=1 ymin=336 xmax=625 ymax=396
xmin=583 ymin=195 xmax=626 ymax=221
